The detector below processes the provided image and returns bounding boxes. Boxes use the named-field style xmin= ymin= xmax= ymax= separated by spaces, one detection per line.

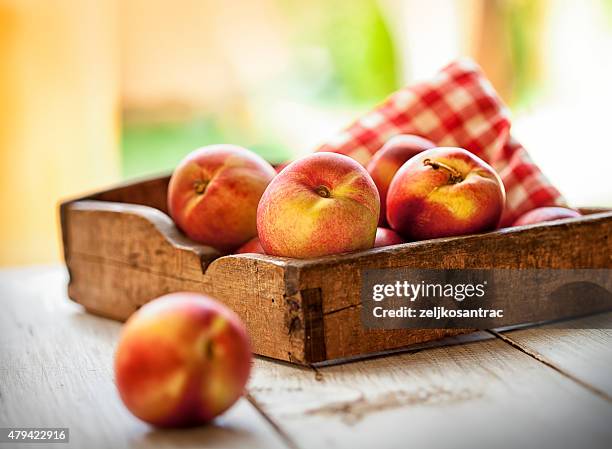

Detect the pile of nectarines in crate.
xmin=167 ymin=140 xmax=529 ymax=258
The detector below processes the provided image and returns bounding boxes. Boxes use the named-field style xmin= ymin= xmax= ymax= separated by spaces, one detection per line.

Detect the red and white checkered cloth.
xmin=315 ymin=59 xmax=566 ymax=227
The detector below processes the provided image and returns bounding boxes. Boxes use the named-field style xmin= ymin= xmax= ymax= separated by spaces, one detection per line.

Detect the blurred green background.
xmin=121 ymin=0 xmax=399 ymax=177
xmin=119 ymin=0 xmax=561 ymax=178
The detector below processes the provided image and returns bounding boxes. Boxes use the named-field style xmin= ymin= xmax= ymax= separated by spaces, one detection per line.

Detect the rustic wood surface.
xmin=0 ymin=266 xmax=288 ymax=449
xmin=495 ymin=314 xmax=612 ymax=400
xmin=1 ymin=266 xmax=611 ymax=449
xmin=59 ymin=175 xmax=612 ymax=364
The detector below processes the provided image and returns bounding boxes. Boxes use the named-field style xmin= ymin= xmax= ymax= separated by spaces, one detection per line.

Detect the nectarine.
xmin=257 ymin=153 xmax=380 ymax=258
xmin=512 ymin=206 xmax=580 ymax=227
xmin=367 ymin=135 xmax=435 ymax=225
xmin=374 ymin=227 xmax=405 ymax=247
xmin=168 ymin=145 xmax=276 ymax=252
xmin=115 ymin=292 xmax=252 ymax=427
xmin=387 ymin=147 xmax=505 ymax=240
xmin=235 ymin=237 xmax=265 ymax=254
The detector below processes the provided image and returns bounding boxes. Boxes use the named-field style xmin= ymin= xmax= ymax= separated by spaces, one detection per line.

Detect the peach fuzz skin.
xmin=367 ymin=135 xmax=435 ymax=226
xmin=374 ymin=227 xmax=405 ymax=247
xmin=257 ymin=152 xmax=380 ymax=258
xmin=387 ymin=147 xmax=505 ymax=240
xmin=167 ymin=145 xmax=276 ymax=252
xmin=512 ymin=206 xmax=581 ymax=227
xmin=235 ymin=237 xmax=265 ymax=254
xmin=114 ymin=293 xmax=252 ymax=428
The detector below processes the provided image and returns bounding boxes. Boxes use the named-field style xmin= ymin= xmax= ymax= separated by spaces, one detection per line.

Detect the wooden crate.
xmin=59 ymin=175 xmax=612 ymax=364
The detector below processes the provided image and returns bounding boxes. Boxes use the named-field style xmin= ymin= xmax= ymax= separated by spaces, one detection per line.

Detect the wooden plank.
xmin=296 ymin=210 xmax=612 ymax=314
xmin=248 ymin=335 xmax=612 ymax=449
xmin=496 ymin=313 xmax=612 ymax=399
xmin=0 ymin=266 xmax=289 ymax=449
xmin=294 ymin=210 xmax=612 ymax=360
xmin=88 ymin=174 xmax=171 ymax=214
xmin=65 ymin=254 xmax=302 ymax=366
xmin=59 ymin=176 xmax=171 ymax=266
xmin=65 ymin=200 xmax=220 ymax=277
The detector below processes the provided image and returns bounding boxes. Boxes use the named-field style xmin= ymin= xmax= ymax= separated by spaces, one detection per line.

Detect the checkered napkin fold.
xmin=315 ymin=59 xmax=566 ymax=227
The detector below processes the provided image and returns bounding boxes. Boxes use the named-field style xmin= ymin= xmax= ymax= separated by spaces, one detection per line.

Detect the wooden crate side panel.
xmin=68 ymin=255 xmax=201 ymax=319
xmin=299 ymin=213 xmax=612 ymax=315
xmin=297 ymin=213 xmax=612 ymax=360
xmin=63 ymin=202 xmax=306 ymax=363
xmin=202 ymin=256 xmax=310 ymax=363
xmin=65 ymin=201 xmax=218 ymax=280
xmin=322 ymin=309 xmax=469 ymax=360
xmin=67 ymin=256 xmax=296 ymax=362
xmin=89 ymin=175 xmax=171 ymax=213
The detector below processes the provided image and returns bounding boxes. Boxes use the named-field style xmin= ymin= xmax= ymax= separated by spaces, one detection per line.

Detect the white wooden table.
xmin=1 ymin=266 xmax=611 ymax=449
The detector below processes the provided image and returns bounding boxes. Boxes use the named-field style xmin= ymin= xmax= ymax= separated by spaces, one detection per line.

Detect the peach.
xmin=367 ymin=135 xmax=435 ymax=225
xmin=168 ymin=145 xmax=276 ymax=252
xmin=374 ymin=227 xmax=405 ymax=247
xmin=115 ymin=292 xmax=252 ymax=427
xmin=257 ymin=153 xmax=380 ymax=258
xmin=512 ymin=206 xmax=581 ymax=226
xmin=387 ymin=147 xmax=505 ymax=240
xmin=235 ymin=237 xmax=265 ymax=254
xmin=274 ymin=161 xmax=291 ymax=173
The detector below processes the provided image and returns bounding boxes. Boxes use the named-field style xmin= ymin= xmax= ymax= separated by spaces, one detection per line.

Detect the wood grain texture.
xmin=90 ymin=174 xmax=171 ymax=213
xmin=498 ymin=313 xmax=612 ymax=399
xmin=0 ymin=266 xmax=289 ymax=449
xmin=60 ymin=175 xmax=612 ymax=364
xmin=2 ymin=267 xmax=612 ymax=449
xmin=249 ymin=337 xmax=612 ymax=449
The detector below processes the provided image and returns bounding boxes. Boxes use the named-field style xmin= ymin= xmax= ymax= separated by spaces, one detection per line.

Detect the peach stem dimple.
xmin=194 ymin=179 xmax=209 ymax=194
xmin=423 ymin=158 xmax=463 ymax=184
xmin=202 ymin=339 xmax=215 ymax=360
xmin=315 ymin=185 xmax=331 ymax=198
